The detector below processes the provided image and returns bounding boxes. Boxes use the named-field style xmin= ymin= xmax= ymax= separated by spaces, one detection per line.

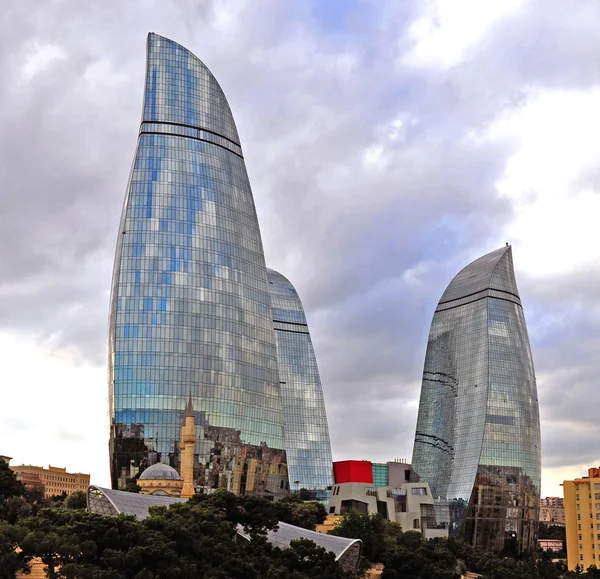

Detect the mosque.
xmin=137 ymin=394 xmax=196 ymax=498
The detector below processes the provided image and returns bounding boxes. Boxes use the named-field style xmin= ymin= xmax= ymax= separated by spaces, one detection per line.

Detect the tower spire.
xmin=185 ymin=392 xmax=194 ymax=418
xmin=180 ymin=394 xmax=196 ymax=499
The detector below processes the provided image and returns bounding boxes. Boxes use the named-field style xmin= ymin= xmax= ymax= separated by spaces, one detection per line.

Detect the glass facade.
xmin=267 ymin=269 xmax=333 ymax=500
xmin=108 ymin=33 xmax=288 ymax=497
xmin=372 ymin=463 xmax=389 ymax=488
xmin=411 ymin=246 xmax=541 ymax=554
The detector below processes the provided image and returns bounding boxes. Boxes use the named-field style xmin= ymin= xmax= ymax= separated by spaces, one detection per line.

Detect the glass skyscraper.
xmin=411 ymin=246 xmax=541 ymax=553
xmin=108 ymin=33 xmax=288 ymax=497
xmin=267 ymin=269 xmax=333 ymax=499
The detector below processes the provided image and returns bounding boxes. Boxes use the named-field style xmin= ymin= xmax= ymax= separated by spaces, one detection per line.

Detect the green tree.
xmin=13 ymin=490 xmax=355 ymax=578
xmin=329 ymin=509 xmax=403 ymax=563
xmin=0 ymin=522 xmax=28 ymax=579
xmin=64 ymin=491 xmax=87 ymax=510
xmin=276 ymin=495 xmax=328 ymax=530
xmin=0 ymin=459 xmax=24 ymax=510
xmin=123 ymin=478 xmax=141 ymax=493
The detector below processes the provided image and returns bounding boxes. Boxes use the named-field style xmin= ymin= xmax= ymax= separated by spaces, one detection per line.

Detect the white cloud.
xmin=481 ymin=87 xmax=600 ymax=277
xmin=403 ymin=0 xmax=528 ymax=68
xmin=21 ymin=41 xmax=66 ymax=81
xmin=0 ymin=333 xmax=109 ymax=486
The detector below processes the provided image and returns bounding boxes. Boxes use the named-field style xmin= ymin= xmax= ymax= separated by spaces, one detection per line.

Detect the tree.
xmin=123 ymin=478 xmax=141 ymax=493
xmin=12 ymin=491 xmax=356 ymax=578
xmin=329 ymin=509 xmax=404 ymax=563
xmin=276 ymin=495 xmax=328 ymax=530
xmin=0 ymin=522 xmax=28 ymax=579
xmin=64 ymin=491 xmax=87 ymax=510
xmin=0 ymin=459 xmax=24 ymax=508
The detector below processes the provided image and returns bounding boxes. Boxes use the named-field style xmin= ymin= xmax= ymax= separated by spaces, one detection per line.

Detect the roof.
xmin=87 ymin=486 xmax=187 ymax=520
xmin=144 ymin=33 xmax=241 ymax=146
xmin=266 ymin=268 xmax=307 ymax=325
xmin=438 ymin=245 xmax=520 ymax=306
xmin=139 ymin=463 xmax=181 ymax=481
xmin=237 ymin=521 xmax=362 ymax=573
xmin=87 ymin=486 xmax=362 ymax=573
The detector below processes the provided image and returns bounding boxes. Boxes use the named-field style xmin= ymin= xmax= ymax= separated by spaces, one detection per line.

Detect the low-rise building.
xmin=0 ymin=455 xmax=12 ymax=465
xmin=563 ymin=467 xmax=600 ymax=570
xmin=10 ymin=465 xmax=90 ymax=498
xmin=328 ymin=460 xmax=447 ymax=539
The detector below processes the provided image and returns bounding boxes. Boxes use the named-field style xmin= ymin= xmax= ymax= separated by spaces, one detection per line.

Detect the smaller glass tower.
xmin=267 ymin=269 xmax=333 ymax=500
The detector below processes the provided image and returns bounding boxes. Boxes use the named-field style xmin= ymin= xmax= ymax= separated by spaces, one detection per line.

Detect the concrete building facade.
xmin=328 ymin=460 xmax=447 ymax=539
xmin=564 ymin=467 xmax=600 ymax=570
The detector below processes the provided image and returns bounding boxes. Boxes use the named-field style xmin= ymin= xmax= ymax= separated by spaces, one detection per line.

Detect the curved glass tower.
xmin=108 ymin=33 xmax=288 ymax=497
xmin=267 ymin=269 xmax=333 ymax=499
xmin=411 ymin=246 xmax=541 ymax=554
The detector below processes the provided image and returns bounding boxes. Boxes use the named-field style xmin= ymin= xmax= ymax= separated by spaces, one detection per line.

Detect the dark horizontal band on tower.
xmin=273 ymin=320 xmax=308 ymax=327
xmin=438 ymin=286 xmax=521 ymax=306
xmin=141 ymin=120 xmax=241 ymax=148
xmin=274 ymin=327 xmax=309 ymax=335
xmin=139 ymin=122 xmax=244 ymax=159
xmin=435 ymin=292 xmax=523 ymax=313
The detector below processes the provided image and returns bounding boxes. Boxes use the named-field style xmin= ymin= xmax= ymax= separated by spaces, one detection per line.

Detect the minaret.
xmin=180 ymin=394 xmax=196 ymax=498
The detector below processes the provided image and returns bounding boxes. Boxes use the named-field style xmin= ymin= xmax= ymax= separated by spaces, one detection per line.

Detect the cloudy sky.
xmin=1 ymin=0 xmax=599 ymax=496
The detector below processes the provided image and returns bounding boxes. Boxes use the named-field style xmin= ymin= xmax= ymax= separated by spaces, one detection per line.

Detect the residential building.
xmin=327 ymin=460 xmax=447 ymax=539
xmin=540 ymin=497 xmax=565 ymax=525
xmin=108 ymin=33 xmax=290 ymax=495
xmin=563 ymin=467 xmax=600 ymax=570
xmin=267 ymin=269 xmax=333 ymax=500
xmin=411 ymin=245 xmax=541 ymax=553
xmin=0 ymin=455 xmax=12 ymax=465
xmin=10 ymin=465 xmax=90 ymax=498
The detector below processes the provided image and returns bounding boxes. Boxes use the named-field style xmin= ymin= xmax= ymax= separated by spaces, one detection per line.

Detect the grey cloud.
xmin=1 ymin=0 xmax=600 ymax=477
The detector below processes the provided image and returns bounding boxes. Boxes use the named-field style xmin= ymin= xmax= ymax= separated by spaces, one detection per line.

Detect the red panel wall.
xmin=333 ymin=460 xmax=373 ymax=484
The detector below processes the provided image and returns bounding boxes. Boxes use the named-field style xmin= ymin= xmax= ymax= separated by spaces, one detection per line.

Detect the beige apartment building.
xmin=10 ymin=465 xmax=90 ymax=498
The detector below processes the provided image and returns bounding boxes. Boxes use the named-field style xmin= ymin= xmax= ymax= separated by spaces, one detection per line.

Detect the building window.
xmin=411 ymin=488 xmax=427 ymax=496
xmin=595 ymin=484 xmax=600 ymax=490
xmin=413 ymin=519 xmax=420 ymax=529
xmin=578 ymin=515 xmax=581 ymax=520
xmin=581 ymin=555 xmax=584 ymax=561
xmin=577 ymin=494 xmax=580 ymax=501
xmin=577 ymin=505 xmax=581 ymax=510
xmin=579 ymin=534 xmax=583 ymax=540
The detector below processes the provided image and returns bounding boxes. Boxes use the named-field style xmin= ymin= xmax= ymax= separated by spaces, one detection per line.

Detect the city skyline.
xmin=2 ymin=1 xmax=600 ymax=497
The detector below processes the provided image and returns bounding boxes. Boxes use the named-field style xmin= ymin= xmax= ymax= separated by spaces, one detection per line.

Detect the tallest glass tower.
xmin=108 ymin=33 xmax=288 ymax=495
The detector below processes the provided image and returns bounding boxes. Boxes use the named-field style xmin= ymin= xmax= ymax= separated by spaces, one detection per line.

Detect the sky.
xmin=1 ymin=0 xmax=600 ymax=497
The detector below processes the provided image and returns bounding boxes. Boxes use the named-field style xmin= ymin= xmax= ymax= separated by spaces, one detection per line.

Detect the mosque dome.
xmin=139 ymin=463 xmax=181 ymax=481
